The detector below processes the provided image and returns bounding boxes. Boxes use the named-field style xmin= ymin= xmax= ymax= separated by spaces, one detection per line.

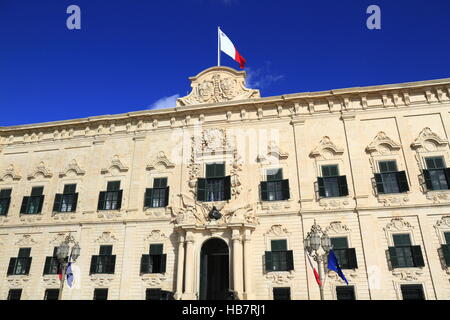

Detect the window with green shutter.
xmin=21 ymin=186 xmax=44 ymax=214
xmin=389 ymin=234 xmax=424 ymax=268
xmin=90 ymin=246 xmax=115 ymax=274
xmin=336 ymin=286 xmax=356 ymax=300
xmin=262 ymin=169 xmax=290 ymax=201
xmin=144 ymin=178 xmax=169 ymax=208
xmin=141 ymin=244 xmax=166 ymax=274
xmin=8 ymin=289 xmax=22 ymax=300
xmin=0 ymin=188 xmax=12 ymax=215
xmin=54 ymin=184 xmax=78 ymax=213
xmin=44 ymin=289 xmax=59 ymax=300
xmin=265 ymin=240 xmax=294 ymax=272
xmin=8 ymin=248 xmax=32 ymax=276
xmin=330 ymin=237 xmax=358 ymax=269
xmin=43 ymin=247 xmax=60 ymax=275
xmin=423 ymin=156 xmax=450 ymax=191
xmin=401 ymin=284 xmax=425 ymax=300
xmin=93 ymin=288 xmax=108 ymax=300
xmin=197 ymin=163 xmax=231 ymax=202
xmin=273 ymin=287 xmax=291 ymax=300
xmin=318 ymin=165 xmax=348 ymax=198
xmin=98 ymin=181 xmax=122 ymax=210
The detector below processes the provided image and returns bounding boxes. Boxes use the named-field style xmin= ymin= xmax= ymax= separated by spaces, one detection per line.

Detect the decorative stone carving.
xmin=260 ymin=201 xmax=291 ymax=213
xmin=49 ymin=232 xmax=69 ymax=245
xmin=177 ymin=67 xmax=260 ymax=106
xmin=28 ymin=161 xmax=53 ymax=180
xmin=97 ymin=210 xmax=123 ymax=219
xmin=144 ymin=207 xmax=171 ymax=218
xmin=435 ymin=216 xmax=450 ymax=228
xmin=257 ymin=141 xmax=289 ymax=162
xmin=0 ymin=164 xmax=22 ymax=181
xmin=15 ymin=234 xmax=37 ymax=246
xmin=94 ymin=231 xmax=118 ymax=243
xmin=230 ymin=150 xmax=243 ymax=199
xmin=146 ymin=151 xmax=175 ymax=171
xmin=59 ymin=159 xmax=86 ymax=177
xmin=6 ymin=275 xmax=31 ymax=287
xmin=144 ymin=230 xmax=168 ymax=242
xmin=19 ymin=215 xmax=43 ymax=223
xmin=42 ymin=276 xmax=60 ymax=287
xmin=141 ymin=274 xmax=167 ymax=287
xmin=90 ymin=274 xmax=114 ymax=286
xmin=101 ymin=155 xmax=129 ymax=174
xmin=309 ymin=136 xmax=344 ymax=159
xmin=366 ymin=131 xmax=401 ymax=155
xmin=411 ymin=127 xmax=449 ymax=151
xmin=392 ymin=269 xmax=424 ymax=281
xmin=426 ymin=191 xmax=450 ymax=203
xmin=377 ymin=195 xmax=410 ymax=207
xmin=384 ymin=217 xmax=413 ymax=232
xmin=264 ymin=225 xmax=290 ymax=237
xmin=318 ymin=198 xmax=350 ymax=210
xmin=325 ymin=221 xmax=350 ymax=234
xmin=265 ymin=271 xmax=295 ymax=284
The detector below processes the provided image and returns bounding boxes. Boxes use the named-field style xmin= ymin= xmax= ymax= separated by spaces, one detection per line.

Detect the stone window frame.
xmin=54 ymin=176 xmax=83 ymax=215
xmin=21 ymin=181 xmax=49 ymax=216
xmin=263 ymin=225 xmax=295 ymax=275
xmin=268 ymin=285 xmax=293 ymax=300
xmin=433 ymin=216 xmax=450 ymax=270
xmin=0 ymin=180 xmax=18 ymax=219
xmin=393 ymin=280 xmax=428 ymax=300
xmin=330 ymin=283 xmax=359 ymax=300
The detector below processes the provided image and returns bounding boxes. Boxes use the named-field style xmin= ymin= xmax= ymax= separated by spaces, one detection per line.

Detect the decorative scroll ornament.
xmin=309 ymin=136 xmax=344 ymax=159
xmin=144 ymin=230 xmax=168 ymax=242
xmin=15 ymin=234 xmax=37 ymax=246
xmin=257 ymin=141 xmax=289 ymax=162
xmin=411 ymin=127 xmax=449 ymax=151
xmin=101 ymin=155 xmax=129 ymax=174
xmin=0 ymin=164 xmax=21 ymax=181
xmin=384 ymin=217 xmax=413 ymax=232
xmin=94 ymin=231 xmax=118 ymax=243
xmin=146 ymin=152 xmax=175 ymax=171
xmin=325 ymin=221 xmax=350 ymax=234
xmin=435 ymin=216 xmax=450 ymax=228
xmin=28 ymin=161 xmax=53 ymax=180
xmin=264 ymin=224 xmax=290 ymax=237
xmin=59 ymin=159 xmax=85 ymax=177
xmin=176 ymin=66 xmax=260 ymax=106
xmin=265 ymin=271 xmax=295 ymax=284
xmin=366 ymin=131 xmax=401 ymax=155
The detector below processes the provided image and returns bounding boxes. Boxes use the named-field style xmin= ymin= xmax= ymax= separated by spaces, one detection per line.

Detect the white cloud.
xmin=149 ymin=94 xmax=180 ymax=110
xmin=245 ymin=62 xmax=284 ymax=89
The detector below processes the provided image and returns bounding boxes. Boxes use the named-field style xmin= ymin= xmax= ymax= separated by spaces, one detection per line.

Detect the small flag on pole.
xmin=306 ymin=250 xmax=322 ymax=286
xmin=327 ymin=249 xmax=348 ymax=285
xmin=66 ymin=262 xmax=74 ymax=288
xmin=218 ymin=27 xmax=246 ymax=69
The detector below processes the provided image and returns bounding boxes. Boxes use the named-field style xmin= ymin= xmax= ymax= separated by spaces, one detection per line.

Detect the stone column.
xmin=182 ymin=231 xmax=196 ymax=300
xmin=243 ymin=229 xmax=254 ymax=300
xmin=232 ymin=228 xmax=244 ymax=298
xmin=174 ymin=231 xmax=185 ymax=300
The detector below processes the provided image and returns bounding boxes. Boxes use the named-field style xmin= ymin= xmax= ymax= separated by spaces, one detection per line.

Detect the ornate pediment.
xmin=411 ymin=127 xmax=448 ymax=151
xmin=309 ymin=136 xmax=344 ymax=159
xmin=15 ymin=234 xmax=38 ymax=246
xmin=28 ymin=161 xmax=52 ymax=180
xmin=325 ymin=221 xmax=350 ymax=234
xmin=0 ymin=164 xmax=21 ymax=181
xmin=95 ymin=231 xmax=118 ymax=244
xmin=146 ymin=152 xmax=175 ymax=171
xmin=257 ymin=141 xmax=289 ymax=163
xmin=176 ymin=67 xmax=260 ymax=106
xmin=366 ymin=131 xmax=401 ymax=155
xmin=59 ymin=159 xmax=85 ymax=177
xmin=384 ymin=217 xmax=413 ymax=232
xmin=101 ymin=155 xmax=129 ymax=174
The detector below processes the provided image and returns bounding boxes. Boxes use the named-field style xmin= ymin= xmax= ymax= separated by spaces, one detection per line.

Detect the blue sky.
xmin=1 ymin=0 xmax=450 ymax=126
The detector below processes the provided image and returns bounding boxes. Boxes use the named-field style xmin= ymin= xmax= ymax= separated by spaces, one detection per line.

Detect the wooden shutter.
xmin=286 ymin=250 xmax=294 ymax=271
xmin=411 ymin=246 xmax=425 ymax=267
xmin=164 ymin=186 xmax=170 ymax=207
xmin=53 ymin=194 xmax=62 ymax=212
xmin=2 ymin=198 xmax=11 ymax=215
xmin=161 ymin=254 xmax=167 ymax=273
xmin=37 ymin=195 xmax=44 ymax=213
xmin=197 ymin=178 xmax=207 ymax=201
xmin=90 ymin=256 xmax=98 ymax=274
xmin=265 ymin=251 xmax=273 ymax=272
xmin=71 ymin=193 xmax=78 ymax=212
xmin=317 ymin=178 xmax=326 ymax=198
xmin=347 ymin=248 xmax=358 ymax=269
xmin=107 ymin=255 xmax=116 ymax=274
xmin=43 ymin=257 xmax=53 ymax=275
xmin=442 ymin=245 xmax=450 ymax=267
xmin=260 ymin=182 xmax=268 ymax=201
xmin=116 ymin=190 xmax=123 ymax=209
xmin=7 ymin=258 xmax=17 ymax=275
xmin=444 ymin=168 xmax=450 ymax=189
xmin=24 ymin=257 xmax=32 ymax=274
xmin=140 ymin=255 xmax=150 ymax=274
xmin=338 ymin=176 xmax=349 ymax=196
xmin=281 ymin=179 xmax=290 ymax=200
xmin=396 ymin=171 xmax=409 ymax=193
xmin=97 ymin=192 xmax=106 ymax=210
xmin=422 ymin=169 xmax=433 ymax=190
xmin=224 ymin=176 xmax=231 ymax=200
xmin=144 ymin=188 xmax=154 ymax=207
xmin=388 ymin=247 xmax=399 ymax=269
xmin=20 ymin=197 xmax=29 ymax=214
xmin=374 ymin=174 xmax=385 ymax=194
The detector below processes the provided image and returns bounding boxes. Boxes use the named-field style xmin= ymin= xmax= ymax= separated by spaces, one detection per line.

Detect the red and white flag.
xmin=306 ymin=251 xmax=322 ymax=287
xmin=218 ymin=28 xmax=246 ymax=69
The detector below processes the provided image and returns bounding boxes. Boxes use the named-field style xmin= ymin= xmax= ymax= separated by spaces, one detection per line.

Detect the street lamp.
xmin=56 ymin=234 xmax=80 ymax=300
xmin=304 ymin=220 xmax=331 ymax=300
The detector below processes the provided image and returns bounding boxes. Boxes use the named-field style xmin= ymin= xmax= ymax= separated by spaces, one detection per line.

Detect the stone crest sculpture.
xmin=177 ymin=66 xmax=260 ymax=106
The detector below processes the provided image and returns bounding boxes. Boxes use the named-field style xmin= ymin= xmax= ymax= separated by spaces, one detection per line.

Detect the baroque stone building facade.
xmin=1 ymin=67 xmax=450 ymax=300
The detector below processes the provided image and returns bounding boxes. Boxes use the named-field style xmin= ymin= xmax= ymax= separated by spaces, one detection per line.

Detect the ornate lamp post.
xmin=304 ymin=220 xmax=332 ymax=300
xmin=56 ymin=234 xmax=80 ymax=300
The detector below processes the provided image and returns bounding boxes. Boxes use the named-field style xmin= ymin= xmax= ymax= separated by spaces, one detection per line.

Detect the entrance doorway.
xmin=199 ymin=238 xmax=229 ymax=300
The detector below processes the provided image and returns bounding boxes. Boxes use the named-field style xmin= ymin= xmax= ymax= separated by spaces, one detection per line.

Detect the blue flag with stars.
xmin=327 ymin=250 xmax=348 ymax=285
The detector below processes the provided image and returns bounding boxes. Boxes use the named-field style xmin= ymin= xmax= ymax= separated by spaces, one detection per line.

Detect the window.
xmin=401 ymin=284 xmax=425 ymax=300
xmin=423 ymin=157 xmax=450 ymax=191
xmin=197 ymin=163 xmax=231 ymax=202
xmin=441 ymin=231 xmax=450 ymax=267
xmin=330 ymin=237 xmax=358 ymax=269
xmin=43 ymin=247 xmax=60 ymax=275
xmin=260 ymin=169 xmax=290 ymax=201
xmin=7 ymin=248 xmax=32 ymax=276
xmin=44 ymin=289 xmax=59 ymax=300
xmin=144 ymin=178 xmax=169 ymax=208
xmin=265 ymin=240 xmax=294 ymax=272
xmin=98 ymin=181 xmax=123 ymax=211
xmin=20 ymin=186 xmax=44 ymax=214
xmin=146 ymin=288 xmax=173 ymax=300
xmin=336 ymin=286 xmax=356 ymax=300
xmin=90 ymin=245 xmax=116 ymax=274
xmin=374 ymin=160 xmax=409 ymax=194
xmin=0 ymin=189 xmax=12 ymax=215
xmin=388 ymin=234 xmax=425 ymax=269
xmin=53 ymin=184 xmax=78 ymax=213
xmin=93 ymin=288 xmax=108 ymax=300
xmin=141 ymin=244 xmax=167 ymax=274
xmin=273 ymin=287 xmax=291 ymax=300
xmin=8 ymin=289 xmax=22 ymax=300
xmin=318 ymin=165 xmax=348 ymax=198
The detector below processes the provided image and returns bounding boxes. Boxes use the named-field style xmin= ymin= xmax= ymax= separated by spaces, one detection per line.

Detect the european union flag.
xmin=327 ymin=250 xmax=348 ymax=285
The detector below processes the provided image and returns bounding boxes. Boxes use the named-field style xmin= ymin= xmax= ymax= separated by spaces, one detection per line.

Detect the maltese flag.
xmin=219 ymin=28 xmax=246 ymax=69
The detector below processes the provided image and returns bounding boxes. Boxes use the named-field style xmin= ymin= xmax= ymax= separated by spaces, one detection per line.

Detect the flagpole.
xmin=217 ymin=26 xmax=221 ymax=66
